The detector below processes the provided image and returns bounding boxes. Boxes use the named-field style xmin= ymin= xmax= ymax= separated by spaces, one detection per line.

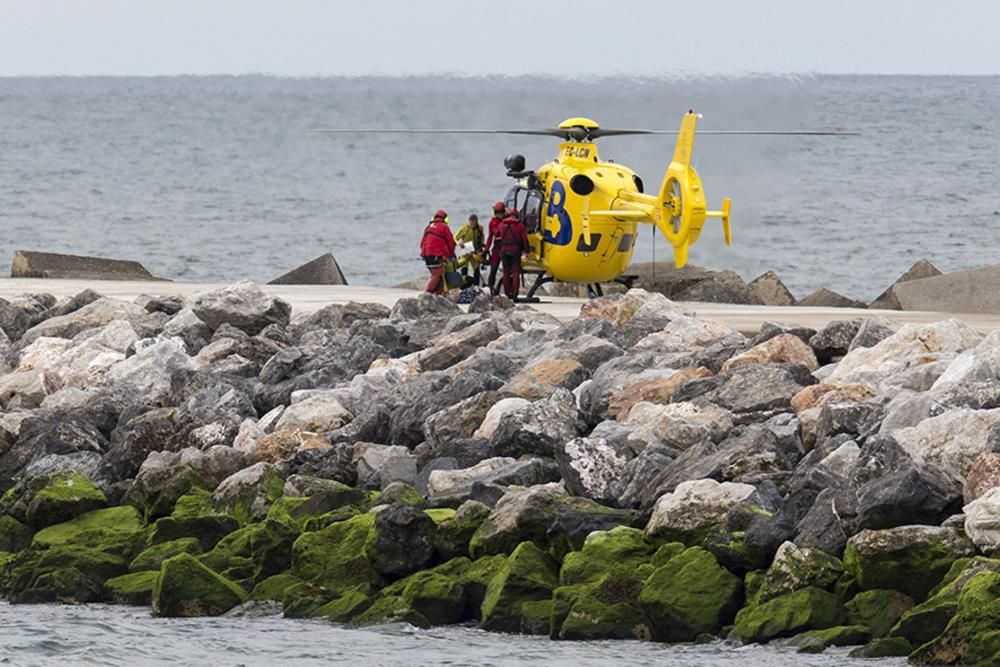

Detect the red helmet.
xmin=434 ymin=209 xmax=448 ymax=220
xmin=492 ymin=201 xmax=505 ymax=213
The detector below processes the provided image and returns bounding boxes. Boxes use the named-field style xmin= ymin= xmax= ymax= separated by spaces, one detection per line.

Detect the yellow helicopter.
xmin=311 ymin=112 xmax=853 ymax=298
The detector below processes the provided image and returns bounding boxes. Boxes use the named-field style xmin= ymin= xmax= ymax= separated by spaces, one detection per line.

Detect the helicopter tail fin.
xmin=672 ymin=241 xmax=689 ymax=269
xmin=653 ymin=111 xmax=732 ymax=266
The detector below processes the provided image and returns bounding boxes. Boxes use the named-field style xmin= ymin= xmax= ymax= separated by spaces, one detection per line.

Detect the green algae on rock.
xmin=559 ymin=570 xmax=650 ymax=640
xmin=152 ymin=553 xmax=247 ymax=617
xmin=290 ymin=513 xmax=379 ymax=594
xmin=249 ymin=572 xmax=301 ymax=601
xmin=0 ymin=516 xmax=33 ymax=553
xmin=733 ymin=587 xmax=840 ymax=643
xmin=844 ymin=526 xmax=975 ymax=601
xmin=480 ymin=541 xmax=559 ymax=633
xmin=199 ymin=518 xmax=297 ymax=589
xmin=106 ymin=570 xmax=159 ymax=606
xmin=844 ymin=589 xmax=914 ymax=638
xmin=559 ymin=526 xmax=656 ymax=586
xmin=849 ymin=636 xmax=913 ymax=658
xmin=23 ymin=472 xmax=108 ymax=529
xmin=129 ymin=537 xmax=202 ymax=572
xmin=638 ymin=546 xmax=743 ymax=642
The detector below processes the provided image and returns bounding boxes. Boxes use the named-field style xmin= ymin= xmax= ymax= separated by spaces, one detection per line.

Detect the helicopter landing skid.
xmin=524 ymin=272 xmax=553 ymax=300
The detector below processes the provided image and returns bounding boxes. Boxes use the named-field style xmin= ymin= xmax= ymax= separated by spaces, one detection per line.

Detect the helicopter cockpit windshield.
xmin=503 ymin=186 xmax=543 ymax=235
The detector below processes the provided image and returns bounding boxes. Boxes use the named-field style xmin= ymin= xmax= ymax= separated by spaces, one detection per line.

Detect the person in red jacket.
xmin=420 ymin=209 xmax=456 ymax=295
xmin=483 ymin=201 xmax=506 ymax=294
xmin=498 ymin=209 xmax=530 ymax=299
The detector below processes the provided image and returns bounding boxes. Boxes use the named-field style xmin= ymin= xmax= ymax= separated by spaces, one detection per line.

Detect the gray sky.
xmin=2 ymin=0 xmax=998 ymax=77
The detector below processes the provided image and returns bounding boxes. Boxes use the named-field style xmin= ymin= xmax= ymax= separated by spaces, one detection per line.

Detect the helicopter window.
xmin=576 ymin=233 xmax=602 ymax=252
xmin=632 ymin=175 xmax=644 ymax=193
xmin=503 ymin=186 xmax=524 ymax=214
xmin=523 ymin=190 xmax=543 ymax=234
xmin=617 ymin=233 xmax=633 ymax=252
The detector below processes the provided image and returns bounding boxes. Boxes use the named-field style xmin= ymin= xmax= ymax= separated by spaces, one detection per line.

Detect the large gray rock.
xmin=107 ymin=337 xmax=199 ymax=405
xmin=273 ymin=394 xmax=353 ymax=433
xmin=697 ymin=363 xmax=817 ymax=414
xmin=964 ymin=487 xmax=1000 ymax=553
xmin=470 ymin=482 xmax=636 ymax=558
xmin=354 ymin=443 xmax=417 ymax=489
xmin=212 ymin=462 xmax=285 ymax=522
xmin=189 ymin=281 xmax=291 ymax=335
xmin=366 ymin=503 xmax=436 ymax=577
xmin=488 ymin=389 xmax=587 ymax=458
xmin=427 ymin=457 xmax=515 ymax=498
xmin=0 ymin=293 xmax=53 ymax=341
xmin=645 ymin=478 xmax=756 ymax=544
xmin=556 ymin=435 xmax=634 ymax=504
xmin=893 ymin=408 xmax=1000 ymax=479
xmin=826 ymin=320 xmax=981 ymax=392
xmin=18 ymin=298 xmax=149 ymax=345
xmin=126 ymin=446 xmax=251 ymax=518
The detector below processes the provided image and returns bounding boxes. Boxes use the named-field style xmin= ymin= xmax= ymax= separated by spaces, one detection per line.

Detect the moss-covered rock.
xmin=0 ymin=551 xmax=15 ymax=570
xmin=792 ymin=624 xmax=871 ymax=647
xmin=23 ymin=472 xmax=108 ymax=529
xmin=455 ymin=554 xmax=506 ymax=618
xmin=469 ymin=484 xmax=634 ymax=561
xmin=754 ymin=542 xmax=843 ymax=604
xmin=4 ymin=543 xmax=129 ymax=604
xmin=887 ymin=558 xmax=1000 ymax=648
xmin=291 ymin=513 xmax=379 ymax=594
xmin=3 ymin=505 xmax=146 ymax=604
xmin=844 ymin=526 xmax=975 ymax=602
xmin=249 ymin=572 xmax=300 ymax=601
xmin=374 ymin=482 xmax=424 ymax=507
xmin=890 ymin=593 xmax=959 ymax=647
xmin=434 ymin=502 xmax=489 ymax=561
xmin=315 ymin=588 xmax=374 ymax=623
xmin=31 ymin=506 xmax=144 ymax=549
xmin=908 ymin=570 xmax=1000 ymax=665
xmin=401 ymin=571 xmax=467 ymax=625
xmin=651 ymin=542 xmax=686 ymax=567
xmin=481 ymin=541 xmax=559 ymax=633
xmin=844 ymin=589 xmax=914 ymax=638
xmin=559 ymin=570 xmax=650 ymax=640
xmin=550 ymin=583 xmax=593 ymax=639
xmin=520 ymin=598 xmax=554 ymax=635
xmin=129 ymin=537 xmax=202 ymax=572
xmin=559 ymin=526 xmax=656 ymax=586
xmin=350 ymin=594 xmax=430 ymax=628
xmin=281 ymin=581 xmax=335 ymax=618
xmin=106 ymin=570 xmax=159 ymax=605
xmin=848 ymin=636 xmax=913 ymax=658
xmin=638 ymin=546 xmax=743 ymax=642
xmin=365 ymin=503 xmax=437 ymax=578
xmin=152 ymin=553 xmax=247 ymax=617
xmin=199 ymin=518 xmax=297 ymax=589
xmin=0 ymin=515 xmax=33 ymax=553
xmin=732 ymin=587 xmax=840 ymax=643
xmin=212 ymin=463 xmax=286 ymax=526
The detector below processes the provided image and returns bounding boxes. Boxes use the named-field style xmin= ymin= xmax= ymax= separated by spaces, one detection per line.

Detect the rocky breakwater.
xmin=5 ymin=283 xmax=1000 ymax=662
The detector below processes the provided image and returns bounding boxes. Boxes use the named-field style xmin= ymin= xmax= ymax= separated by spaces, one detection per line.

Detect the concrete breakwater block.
xmin=868 ymin=259 xmax=943 ymax=310
xmin=892 ymin=264 xmax=1000 ymax=314
xmin=10 ymin=250 xmax=163 ymax=281
xmin=268 ymin=253 xmax=347 ymax=286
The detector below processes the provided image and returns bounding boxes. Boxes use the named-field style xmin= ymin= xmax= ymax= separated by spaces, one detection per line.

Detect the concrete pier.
xmin=2 ymin=278 xmax=1000 ymax=335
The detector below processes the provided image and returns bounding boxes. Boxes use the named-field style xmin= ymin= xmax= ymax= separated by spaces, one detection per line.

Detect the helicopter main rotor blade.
xmin=306 ymin=128 xmax=567 ymax=137
xmin=590 ymin=128 xmax=860 ymax=137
